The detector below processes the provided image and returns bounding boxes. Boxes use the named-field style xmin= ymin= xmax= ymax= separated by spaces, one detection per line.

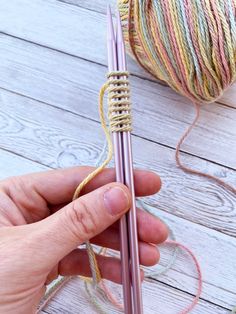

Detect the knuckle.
xmin=0 ymin=176 xmax=17 ymax=194
xmin=1 ymin=176 xmax=27 ymax=199
xmin=66 ymin=199 xmax=98 ymax=240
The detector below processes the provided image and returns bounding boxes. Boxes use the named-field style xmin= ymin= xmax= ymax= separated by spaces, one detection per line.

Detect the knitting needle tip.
xmin=116 ymin=9 xmax=123 ymax=44
xmin=116 ymin=8 xmax=126 ymax=70
xmin=107 ymin=5 xmax=115 ymax=42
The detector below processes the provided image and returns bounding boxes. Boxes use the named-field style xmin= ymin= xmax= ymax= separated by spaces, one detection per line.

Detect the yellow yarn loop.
xmin=72 ymin=72 xmax=132 ymax=287
xmin=72 ymin=81 xmax=112 ymax=286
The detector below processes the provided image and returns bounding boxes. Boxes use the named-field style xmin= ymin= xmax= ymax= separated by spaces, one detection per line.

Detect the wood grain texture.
xmin=0 ymin=0 xmax=235 ymax=312
xmin=0 ymin=148 xmax=235 ymax=310
xmin=0 ymin=34 xmax=235 ymax=169
xmin=149 ymin=210 xmax=236 ymax=309
xmin=85 ymin=210 xmax=236 ymax=310
xmin=59 ymin=0 xmax=116 ymax=10
xmin=0 ymin=149 xmax=48 ymax=179
xmin=219 ymin=84 xmax=236 ymax=108
xmin=56 ymin=0 xmax=236 ymax=109
xmin=0 ymin=88 xmax=235 ymax=234
xmin=0 ymin=87 xmax=235 ymax=310
xmin=39 ymin=276 xmax=229 ymax=314
xmin=0 ymin=129 xmax=235 ymax=310
xmin=58 ymin=0 xmax=236 ymax=109
xmin=0 ymin=0 xmax=234 ymax=107
xmin=57 ymin=0 xmax=236 ymax=109
xmin=57 ymin=0 xmax=116 ymax=13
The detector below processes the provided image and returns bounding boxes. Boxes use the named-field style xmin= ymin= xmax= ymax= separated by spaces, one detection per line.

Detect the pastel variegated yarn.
xmin=118 ymin=0 xmax=236 ymax=103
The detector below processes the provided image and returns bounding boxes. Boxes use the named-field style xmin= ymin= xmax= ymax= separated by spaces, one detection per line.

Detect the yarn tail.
xmin=175 ymin=103 xmax=236 ymax=194
xmin=37 ymin=277 xmax=71 ymax=313
xmin=98 ymin=239 xmax=203 ymax=314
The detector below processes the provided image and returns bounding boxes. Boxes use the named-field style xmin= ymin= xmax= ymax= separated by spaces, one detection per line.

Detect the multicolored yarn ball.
xmin=118 ymin=0 xmax=236 ymax=103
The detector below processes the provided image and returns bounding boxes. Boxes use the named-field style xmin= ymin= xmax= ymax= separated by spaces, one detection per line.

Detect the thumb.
xmin=34 ymin=182 xmax=131 ymax=265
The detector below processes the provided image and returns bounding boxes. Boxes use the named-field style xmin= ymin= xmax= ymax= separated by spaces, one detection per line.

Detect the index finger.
xmin=10 ymin=166 xmax=161 ymax=205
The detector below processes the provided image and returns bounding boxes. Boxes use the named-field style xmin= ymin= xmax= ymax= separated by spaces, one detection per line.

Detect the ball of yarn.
xmin=118 ymin=0 xmax=236 ymax=103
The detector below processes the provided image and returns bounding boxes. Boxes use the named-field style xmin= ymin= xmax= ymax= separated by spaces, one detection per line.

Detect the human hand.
xmin=0 ymin=167 xmax=168 ymax=313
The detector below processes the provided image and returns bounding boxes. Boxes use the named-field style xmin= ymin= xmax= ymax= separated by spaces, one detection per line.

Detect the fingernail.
xmin=104 ymin=186 xmax=130 ymax=216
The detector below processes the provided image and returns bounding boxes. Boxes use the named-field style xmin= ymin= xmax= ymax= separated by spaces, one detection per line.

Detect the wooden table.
xmin=0 ymin=0 xmax=235 ymax=313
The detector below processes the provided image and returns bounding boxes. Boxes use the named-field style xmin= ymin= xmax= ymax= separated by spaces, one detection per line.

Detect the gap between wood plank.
xmin=0 ymin=83 xmax=235 ymax=174
xmin=38 ymin=276 xmax=230 ymax=313
xmin=0 ymin=148 xmax=235 ymax=308
xmin=0 ymin=27 xmax=234 ymax=112
xmin=0 ymin=87 xmax=235 ymax=240
xmin=57 ymin=0 xmax=98 ymax=13
xmin=55 ymin=0 xmax=236 ymax=111
xmin=0 ymin=145 xmax=51 ymax=170
xmin=0 ymin=2 xmax=233 ymax=307
xmin=0 ymin=31 xmax=234 ymax=168
xmin=147 ymin=277 xmax=230 ymax=311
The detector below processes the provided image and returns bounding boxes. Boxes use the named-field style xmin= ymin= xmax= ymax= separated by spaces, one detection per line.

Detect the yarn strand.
xmin=175 ymin=103 xmax=236 ymax=194
xmin=95 ymin=238 xmax=202 ymax=314
xmin=119 ymin=0 xmax=236 ymax=194
xmin=37 ymin=72 xmax=133 ymax=312
xmin=37 ymin=72 xmax=204 ymax=314
xmin=36 ymin=1 xmax=236 ymax=311
xmin=119 ymin=0 xmax=236 ymax=102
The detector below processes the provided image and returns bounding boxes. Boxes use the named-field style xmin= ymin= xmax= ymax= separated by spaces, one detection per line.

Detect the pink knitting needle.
xmin=107 ymin=7 xmax=132 ymax=314
xmin=116 ymin=11 xmax=143 ymax=314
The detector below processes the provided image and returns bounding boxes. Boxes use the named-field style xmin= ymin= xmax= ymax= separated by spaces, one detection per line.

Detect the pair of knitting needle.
xmin=107 ymin=7 xmax=143 ymax=314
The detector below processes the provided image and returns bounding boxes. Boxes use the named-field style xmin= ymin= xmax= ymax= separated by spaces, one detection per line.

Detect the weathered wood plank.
xmin=0 ymin=0 xmax=150 ymax=79
xmin=84 ymin=208 xmax=236 ymax=309
xmin=0 ymin=0 xmax=235 ymax=311
xmin=58 ymin=0 xmax=116 ymax=14
xmin=0 ymin=86 xmax=234 ymax=225
xmin=0 ymin=34 xmax=235 ymax=169
xmin=220 ymin=84 xmax=236 ymax=108
xmin=0 ymin=88 xmax=235 ymax=233
xmin=0 ymin=149 xmax=48 ymax=179
xmin=58 ymin=0 xmax=236 ymax=108
xmin=0 ymin=144 xmax=235 ymax=308
xmin=148 ymin=210 xmax=236 ymax=309
xmin=0 ymin=144 xmax=236 ymax=309
xmin=0 ymin=0 xmax=234 ymax=109
xmin=40 ymin=276 xmax=229 ymax=314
